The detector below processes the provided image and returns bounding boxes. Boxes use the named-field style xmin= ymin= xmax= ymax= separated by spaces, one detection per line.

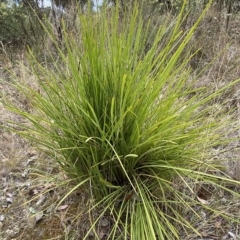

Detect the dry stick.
xmin=226 ymin=0 xmax=232 ymax=32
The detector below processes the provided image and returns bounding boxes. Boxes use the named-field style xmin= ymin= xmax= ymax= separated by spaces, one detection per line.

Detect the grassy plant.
xmin=0 ymin=2 xmax=46 ymax=47
xmin=2 ymin=0 xmax=240 ymax=239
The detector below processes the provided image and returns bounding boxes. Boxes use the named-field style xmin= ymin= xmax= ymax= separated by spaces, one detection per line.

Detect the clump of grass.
xmin=2 ymin=0 xmax=240 ymax=239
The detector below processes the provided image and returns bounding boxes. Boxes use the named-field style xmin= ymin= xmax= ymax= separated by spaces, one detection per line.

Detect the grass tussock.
xmin=1 ymin=1 xmax=240 ymax=239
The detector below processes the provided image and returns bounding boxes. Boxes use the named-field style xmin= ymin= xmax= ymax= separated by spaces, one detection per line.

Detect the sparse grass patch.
xmin=1 ymin=1 xmax=240 ymax=239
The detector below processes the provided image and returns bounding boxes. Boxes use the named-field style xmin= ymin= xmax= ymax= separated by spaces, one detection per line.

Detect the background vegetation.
xmin=1 ymin=0 xmax=240 ymax=50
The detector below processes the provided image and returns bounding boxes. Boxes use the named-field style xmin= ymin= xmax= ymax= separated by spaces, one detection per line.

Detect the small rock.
xmin=100 ymin=218 xmax=109 ymax=227
xmin=0 ymin=214 xmax=5 ymax=221
xmin=6 ymin=197 xmax=13 ymax=204
xmin=228 ymin=231 xmax=237 ymax=240
xmin=221 ymin=197 xmax=227 ymax=204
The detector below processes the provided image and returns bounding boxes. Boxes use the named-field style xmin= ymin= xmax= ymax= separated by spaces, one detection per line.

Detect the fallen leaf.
xmin=35 ymin=211 xmax=44 ymax=223
xmin=35 ymin=195 xmax=46 ymax=206
xmin=57 ymin=205 xmax=69 ymax=211
xmin=6 ymin=193 xmax=13 ymax=198
xmin=197 ymin=196 xmax=208 ymax=205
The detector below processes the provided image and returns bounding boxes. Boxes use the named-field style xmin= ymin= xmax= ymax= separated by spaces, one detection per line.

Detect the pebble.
xmin=100 ymin=218 xmax=109 ymax=227
xmin=221 ymin=197 xmax=227 ymax=204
